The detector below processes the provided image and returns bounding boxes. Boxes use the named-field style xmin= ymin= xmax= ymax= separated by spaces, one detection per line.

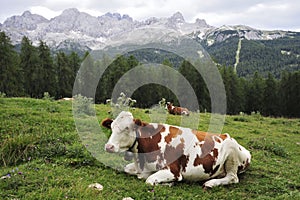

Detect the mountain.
xmin=0 ymin=8 xmax=212 ymax=50
xmin=1 ymin=8 xmax=300 ymax=77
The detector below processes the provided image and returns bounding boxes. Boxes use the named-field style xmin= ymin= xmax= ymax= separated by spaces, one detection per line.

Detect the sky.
xmin=0 ymin=0 xmax=299 ymax=31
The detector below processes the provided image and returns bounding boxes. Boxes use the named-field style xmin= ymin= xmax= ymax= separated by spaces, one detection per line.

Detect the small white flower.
xmin=120 ymin=92 xmax=126 ymax=97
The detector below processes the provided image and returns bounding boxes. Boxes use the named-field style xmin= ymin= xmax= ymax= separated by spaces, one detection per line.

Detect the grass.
xmin=0 ymin=98 xmax=300 ymax=199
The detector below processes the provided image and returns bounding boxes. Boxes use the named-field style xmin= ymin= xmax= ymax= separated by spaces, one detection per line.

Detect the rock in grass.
xmin=123 ymin=197 xmax=134 ymax=200
xmin=88 ymin=183 xmax=103 ymax=191
xmin=0 ymin=174 xmax=11 ymax=180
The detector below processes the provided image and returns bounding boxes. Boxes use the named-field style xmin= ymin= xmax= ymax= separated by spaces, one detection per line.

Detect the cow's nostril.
xmin=105 ymin=144 xmax=114 ymax=153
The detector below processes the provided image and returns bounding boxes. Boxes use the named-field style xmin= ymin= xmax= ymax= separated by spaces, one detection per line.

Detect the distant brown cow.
xmin=166 ymin=102 xmax=190 ymax=116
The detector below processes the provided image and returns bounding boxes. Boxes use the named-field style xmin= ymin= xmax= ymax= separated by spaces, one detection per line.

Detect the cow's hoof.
xmin=146 ymin=177 xmax=158 ymax=186
xmin=202 ymin=185 xmax=212 ymax=191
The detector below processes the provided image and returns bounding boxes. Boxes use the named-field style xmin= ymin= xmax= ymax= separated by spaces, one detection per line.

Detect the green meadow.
xmin=0 ymin=98 xmax=300 ymax=199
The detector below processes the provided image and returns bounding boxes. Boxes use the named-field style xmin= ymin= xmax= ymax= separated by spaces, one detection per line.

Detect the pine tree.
xmin=221 ymin=67 xmax=244 ymax=114
xmin=56 ymin=52 xmax=73 ymax=98
xmin=278 ymin=71 xmax=290 ymax=116
xmin=263 ymin=73 xmax=278 ymax=116
xmin=69 ymin=52 xmax=81 ymax=78
xmin=0 ymin=31 xmax=22 ymax=96
xmin=245 ymin=72 xmax=265 ymax=114
xmin=38 ymin=41 xmax=57 ymax=97
xmin=20 ymin=36 xmax=41 ymax=97
xmin=288 ymin=71 xmax=300 ymax=117
xmin=75 ymin=51 xmax=97 ymax=98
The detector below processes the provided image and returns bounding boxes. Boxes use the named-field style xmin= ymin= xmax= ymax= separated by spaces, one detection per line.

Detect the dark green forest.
xmin=1 ymin=31 xmax=300 ymax=118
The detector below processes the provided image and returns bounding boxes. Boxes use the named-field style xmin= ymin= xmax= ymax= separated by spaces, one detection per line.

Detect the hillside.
xmin=202 ymin=32 xmax=300 ymax=78
xmin=0 ymin=98 xmax=300 ymax=199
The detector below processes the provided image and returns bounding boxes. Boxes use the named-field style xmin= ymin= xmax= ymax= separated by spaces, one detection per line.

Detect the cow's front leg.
xmin=146 ymin=169 xmax=182 ymax=185
xmin=124 ymin=163 xmax=138 ymax=175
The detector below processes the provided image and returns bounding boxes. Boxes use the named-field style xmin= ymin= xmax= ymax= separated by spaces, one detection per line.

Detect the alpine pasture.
xmin=0 ymin=98 xmax=300 ymax=199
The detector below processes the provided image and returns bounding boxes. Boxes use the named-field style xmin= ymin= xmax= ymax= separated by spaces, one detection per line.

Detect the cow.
xmin=102 ymin=111 xmax=251 ymax=188
xmin=166 ymin=102 xmax=190 ymax=116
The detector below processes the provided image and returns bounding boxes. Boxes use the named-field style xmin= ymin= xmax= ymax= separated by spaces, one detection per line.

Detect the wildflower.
xmin=120 ymin=92 xmax=125 ymax=97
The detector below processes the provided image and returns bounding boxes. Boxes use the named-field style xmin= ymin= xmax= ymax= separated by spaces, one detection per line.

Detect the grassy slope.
xmin=0 ymin=98 xmax=300 ymax=199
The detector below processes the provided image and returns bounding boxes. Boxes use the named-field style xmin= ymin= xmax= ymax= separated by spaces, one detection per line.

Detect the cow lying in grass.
xmin=166 ymin=102 xmax=190 ymax=116
xmin=102 ymin=111 xmax=251 ymax=188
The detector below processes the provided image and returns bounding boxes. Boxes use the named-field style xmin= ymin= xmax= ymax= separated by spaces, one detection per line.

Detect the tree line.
xmin=219 ymin=67 xmax=300 ymax=118
xmin=0 ymin=31 xmax=82 ymax=99
xmin=1 ymin=31 xmax=300 ymax=118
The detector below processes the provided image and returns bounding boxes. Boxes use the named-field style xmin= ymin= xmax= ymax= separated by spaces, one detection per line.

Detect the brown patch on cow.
xmin=134 ymin=119 xmax=149 ymax=127
xmin=193 ymin=147 xmax=219 ymax=175
xmin=193 ymin=132 xmax=228 ymax=143
xmin=192 ymin=130 xmax=208 ymax=142
xmin=219 ymin=134 xmax=228 ymax=141
xmin=164 ymin=126 xmax=183 ymax=144
xmin=192 ymin=130 xmax=216 ymax=161
xmin=212 ymin=148 xmax=218 ymax=160
xmin=201 ymin=137 xmax=215 ymax=159
xmin=164 ymin=141 xmax=189 ymax=180
xmin=215 ymin=137 xmax=222 ymax=143
xmin=101 ymin=118 xmax=113 ymax=129
xmin=194 ymin=154 xmax=214 ymax=174
xmin=136 ymin=124 xmax=165 ymax=170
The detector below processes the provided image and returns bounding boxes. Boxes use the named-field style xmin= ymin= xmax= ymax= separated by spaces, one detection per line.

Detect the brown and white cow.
xmin=166 ymin=102 xmax=190 ymax=116
xmin=102 ymin=111 xmax=251 ymax=188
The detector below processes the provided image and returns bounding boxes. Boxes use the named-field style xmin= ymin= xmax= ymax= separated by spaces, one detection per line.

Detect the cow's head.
xmin=102 ymin=111 xmax=136 ymax=153
xmin=166 ymin=102 xmax=173 ymax=110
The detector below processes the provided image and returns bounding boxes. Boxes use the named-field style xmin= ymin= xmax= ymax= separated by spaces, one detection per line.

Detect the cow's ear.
xmin=134 ymin=119 xmax=148 ymax=127
xmin=134 ymin=119 xmax=142 ymax=126
xmin=101 ymin=118 xmax=113 ymax=129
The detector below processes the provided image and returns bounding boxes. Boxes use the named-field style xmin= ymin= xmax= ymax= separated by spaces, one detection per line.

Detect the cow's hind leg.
xmin=146 ymin=169 xmax=181 ymax=185
xmin=203 ymin=172 xmax=238 ymax=189
xmin=204 ymin=145 xmax=240 ymax=188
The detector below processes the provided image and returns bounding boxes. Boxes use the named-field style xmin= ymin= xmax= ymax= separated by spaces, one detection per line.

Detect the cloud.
xmin=29 ymin=6 xmax=62 ymax=20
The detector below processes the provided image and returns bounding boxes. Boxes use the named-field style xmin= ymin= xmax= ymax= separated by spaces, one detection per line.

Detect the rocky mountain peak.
xmin=22 ymin=11 xmax=32 ymax=17
xmin=2 ymin=10 xmax=48 ymax=31
xmin=195 ymin=18 xmax=209 ymax=27
xmin=169 ymin=12 xmax=185 ymax=23
xmin=61 ymin=8 xmax=80 ymax=17
xmin=104 ymin=12 xmax=122 ymax=20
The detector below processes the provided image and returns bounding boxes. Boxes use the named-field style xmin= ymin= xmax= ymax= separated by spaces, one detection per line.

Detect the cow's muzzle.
xmin=105 ymin=143 xmax=115 ymax=153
